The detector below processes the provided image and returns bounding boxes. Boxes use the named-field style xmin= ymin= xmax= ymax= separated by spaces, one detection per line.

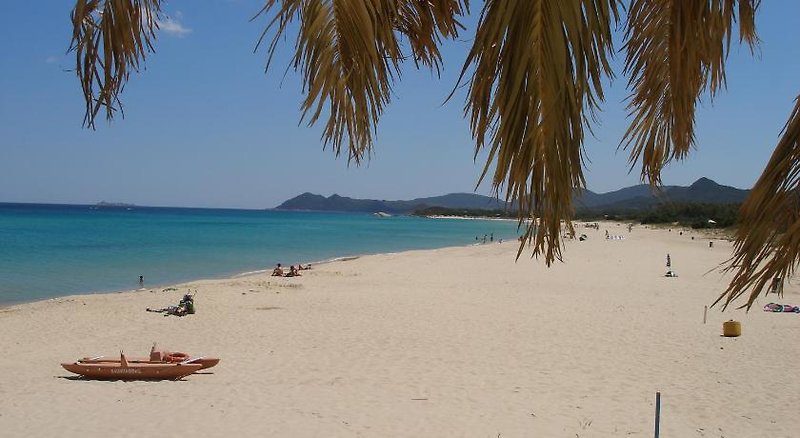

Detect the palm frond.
xmin=256 ymin=0 xmax=467 ymax=164
xmin=459 ymin=0 xmax=619 ymax=264
xmin=395 ymin=0 xmax=468 ymax=74
xmin=621 ymin=0 xmax=759 ymax=185
xmin=716 ymin=95 xmax=800 ymax=310
xmin=70 ymin=0 xmax=162 ymax=128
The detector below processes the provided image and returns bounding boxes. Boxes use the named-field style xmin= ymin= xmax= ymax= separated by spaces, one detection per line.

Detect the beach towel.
xmin=763 ymin=303 xmax=800 ymax=313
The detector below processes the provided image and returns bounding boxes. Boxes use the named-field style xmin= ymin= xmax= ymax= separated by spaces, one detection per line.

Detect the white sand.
xmin=1 ymin=223 xmax=798 ymax=437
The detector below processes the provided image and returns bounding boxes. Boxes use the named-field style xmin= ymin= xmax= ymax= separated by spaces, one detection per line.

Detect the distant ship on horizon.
xmin=93 ymin=201 xmax=137 ymax=209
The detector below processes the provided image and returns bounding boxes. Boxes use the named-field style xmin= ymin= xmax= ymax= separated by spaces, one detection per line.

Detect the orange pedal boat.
xmin=75 ymin=343 xmax=220 ymax=371
xmin=62 ymin=352 xmax=203 ymax=380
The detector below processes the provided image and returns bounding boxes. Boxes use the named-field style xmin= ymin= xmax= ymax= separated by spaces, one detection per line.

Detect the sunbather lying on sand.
xmin=147 ymin=294 xmax=195 ymax=317
xmin=147 ymin=306 xmax=188 ymax=316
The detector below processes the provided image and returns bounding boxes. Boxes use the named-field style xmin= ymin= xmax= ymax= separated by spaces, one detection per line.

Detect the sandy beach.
xmin=1 ymin=223 xmax=798 ymax=437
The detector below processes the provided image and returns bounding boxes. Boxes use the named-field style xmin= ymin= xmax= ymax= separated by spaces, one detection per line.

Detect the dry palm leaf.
xmin=255 ymin=0 xmax=467 ymax=164
xmin=70 ymin=0 xmax=162 ymax=128
xmin=621 ymin=0 xmax=759 ymax=185
xmin=395 ymin=0 xmax=468 ymax=73
xmin=717 ymin=96 xmax=800 ymax=310
xmin=458 ymin=0 xmax=619 ymax=264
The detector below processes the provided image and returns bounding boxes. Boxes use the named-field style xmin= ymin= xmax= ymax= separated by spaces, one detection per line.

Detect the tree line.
xmin=575 ymin=203 xmax=740 ymax=229
xmin=415 ymin=202 xmax=741 ymax=229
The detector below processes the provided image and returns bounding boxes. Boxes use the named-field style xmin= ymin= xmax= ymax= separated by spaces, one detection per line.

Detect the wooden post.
xmin=654 ymin=392 xmax=661 ymax=438
xmin=703 ymin=305 xmax=708 ymax=324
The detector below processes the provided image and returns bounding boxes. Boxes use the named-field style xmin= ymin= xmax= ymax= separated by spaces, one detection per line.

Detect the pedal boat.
xmin=77 ymin=355 xmax=220 ymax=370
xmin=62 ymin=352 xmax=202 ymax=380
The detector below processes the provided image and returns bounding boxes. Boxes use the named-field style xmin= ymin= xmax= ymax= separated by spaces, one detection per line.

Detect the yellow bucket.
xmin=723 ymin=320 xmax=741 ymax=337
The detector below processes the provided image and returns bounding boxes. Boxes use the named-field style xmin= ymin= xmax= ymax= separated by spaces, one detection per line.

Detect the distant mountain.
xmin=275 ymin=192 xmax=509 ymax=213
xmin=575 ymin=184 xmax=673 ymax=208
xmin=575 ymin=177 xmax=749 ymax=211
xmin=664 ymin=177 xmax=750 ymax=204
xmin=275 ymin=178 xmax=749 ymax=214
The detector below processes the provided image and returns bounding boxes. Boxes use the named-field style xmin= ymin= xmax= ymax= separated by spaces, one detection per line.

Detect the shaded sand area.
xmin=1 ymin=223 xmax=798 ymax=437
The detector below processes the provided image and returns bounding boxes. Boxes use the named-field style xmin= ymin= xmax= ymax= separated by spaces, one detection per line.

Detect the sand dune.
xmin=1 ymin=223 xmax=798 ymax=437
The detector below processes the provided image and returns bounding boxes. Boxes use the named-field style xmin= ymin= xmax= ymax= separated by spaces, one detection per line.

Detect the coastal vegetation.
xmin=412 ymin=206 xmax=517 ymax=219
xmin=66 ymin=0 xmax=798 ymax=309
xmin=415 ymin=202 xmax=741 ymax=230
xmin=575 ymin=203 xmax=740 ymax=229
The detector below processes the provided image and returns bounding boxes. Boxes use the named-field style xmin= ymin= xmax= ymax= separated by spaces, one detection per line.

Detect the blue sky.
xmin=1 ymin=1 xmax=798 ymax=208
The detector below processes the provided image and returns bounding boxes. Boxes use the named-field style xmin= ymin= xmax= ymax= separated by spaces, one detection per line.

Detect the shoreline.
xmin=0 ymin=206 xmax=519 ymax=311
xmin=1 ymin=223 xmax=797 ymax=436
xmin=0 ymin=240 xmax=504 ymax=310
xmin=424 ymin=214 xmax=521 ymax=222
xmin=0 ymin=221 xmax=729 ymax=310
xmin=0 ymin=220 xmax=729 ymax=311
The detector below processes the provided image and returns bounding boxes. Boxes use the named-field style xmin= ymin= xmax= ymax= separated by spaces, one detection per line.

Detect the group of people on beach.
xmin=272 ymin=263 xmax=310 ymax=278
xmin=604 ymin=230 xmax=626 ymax=240
xmin=140 ymin=261 xmax=309 ymax=318
xmin=475 ymin=233 xmax=495 ymax=244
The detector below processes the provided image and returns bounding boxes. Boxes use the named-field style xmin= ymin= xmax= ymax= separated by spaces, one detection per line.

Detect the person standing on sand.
xmin=768 ymin=276 xmax=783 ymax=295
xmin=665 ymin=254 xmax=677 ymax=277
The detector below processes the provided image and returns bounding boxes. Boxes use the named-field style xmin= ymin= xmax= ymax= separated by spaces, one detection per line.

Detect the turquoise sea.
xmin=0 ymin=203 xmax=520 ymax=305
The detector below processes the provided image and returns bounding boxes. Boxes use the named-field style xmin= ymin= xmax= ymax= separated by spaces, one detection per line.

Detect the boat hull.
xmin=78 ymin=357 xmax=220 ymax=370
xmin=62 ymin=362 xmax=203 ymax=380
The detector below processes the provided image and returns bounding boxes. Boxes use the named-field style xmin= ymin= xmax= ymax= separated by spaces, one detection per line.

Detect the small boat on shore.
xmin=77 ymin=354 xmax=220 ymax=370
xmin=62 ymin=352 xmax=203 ymax=380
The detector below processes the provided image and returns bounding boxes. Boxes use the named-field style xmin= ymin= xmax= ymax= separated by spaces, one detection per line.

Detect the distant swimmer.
xmin=138 ymin=275 xmax=144 ymax=288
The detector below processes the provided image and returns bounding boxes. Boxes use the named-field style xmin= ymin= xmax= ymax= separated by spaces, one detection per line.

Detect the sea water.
xmin=0 ymin=203 xmax=521 ymax=305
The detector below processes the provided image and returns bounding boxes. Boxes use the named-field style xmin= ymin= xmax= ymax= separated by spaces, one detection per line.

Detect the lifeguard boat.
xmin=62 ymin=351 xmax=202 ymax=380
xmin=78 ymin=345 xmax=220 ymax=370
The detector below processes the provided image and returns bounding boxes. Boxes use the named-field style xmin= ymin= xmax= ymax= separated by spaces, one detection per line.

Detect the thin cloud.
xmin=158 ymin=15 xmax=191 ymax=37
xmin=45 ymin=56 xmax=59 ymax=64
